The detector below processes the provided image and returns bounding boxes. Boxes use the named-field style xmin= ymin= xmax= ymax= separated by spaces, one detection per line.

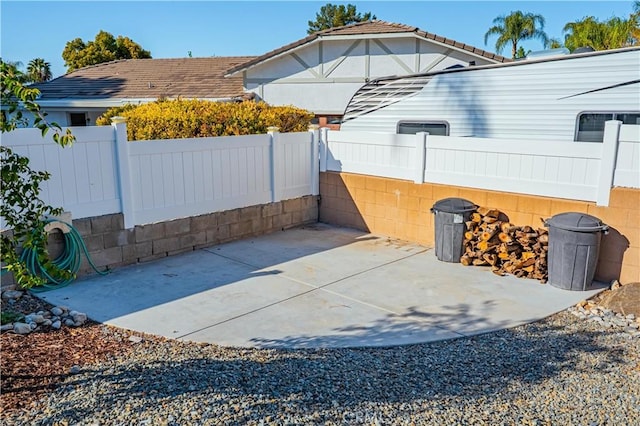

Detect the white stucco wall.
xmin=244 ymin=35 xmax=498 ymax=115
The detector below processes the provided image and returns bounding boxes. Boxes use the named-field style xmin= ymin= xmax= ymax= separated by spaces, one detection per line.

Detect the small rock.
xmin=128 ymin=335 xmax=143 ymax=344
xmin=13 ymin=322 xmax=32 ymax=334
xmin=64 ymin=319 xmax=75 ymax=327
xmin=1 ymin=324 xmax=14 ymax=332
xmin=1 ymin=290 xmax=23 ymax=300
xmin=72 ymin=313 xmax=88 ymax=325
xmin=626 ymin=313 xmax=636 ymax=320
xmin=69 ymin=365 xmax=81 ymax=374
xmin=51 ymin=320 xmax=61 ymax=330
xmin=577 ymin=300 xmax=588 ymax=308
xmin=50 ymin=307 xmax=63 ymax=316
xmin=24 ymin=314 xmax=45 ymax=324
xmin=69 ymin=310 xmax=79 ymax=317
xmin=29 ymin=322 xmax=37 ymax=330
xmin=42 ymin=319 xmax=52 ymax=326
xmin=611 ymin=279 xmax=622 ymax=290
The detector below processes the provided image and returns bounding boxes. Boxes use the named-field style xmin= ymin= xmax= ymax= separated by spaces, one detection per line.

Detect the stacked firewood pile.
xmin=461 ymin=207 xmax=548 ymax=282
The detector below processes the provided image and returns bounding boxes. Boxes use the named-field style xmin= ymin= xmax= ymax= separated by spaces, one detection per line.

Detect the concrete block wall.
xmin=1 ymin=195 xmax=318 ymax=289
xmin=319 ymin=172 xmax=640 ymax=284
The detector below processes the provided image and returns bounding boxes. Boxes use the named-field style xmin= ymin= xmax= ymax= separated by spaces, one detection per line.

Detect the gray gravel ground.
xmin=4 ymin=310 xmax=639 ymax=425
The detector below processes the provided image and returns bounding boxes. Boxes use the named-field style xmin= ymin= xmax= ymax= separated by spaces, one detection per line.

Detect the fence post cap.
xmin=111 ymin=116 xmax=127 ymax=124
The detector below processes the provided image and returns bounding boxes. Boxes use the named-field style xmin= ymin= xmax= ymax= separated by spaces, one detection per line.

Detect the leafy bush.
xmin=95 ymin=103 xmax=139 ymax=126
xmin=1 ymin=60 xmax=75 ymax=289
xmin=96 ymin=100 xmax=314 ymax=140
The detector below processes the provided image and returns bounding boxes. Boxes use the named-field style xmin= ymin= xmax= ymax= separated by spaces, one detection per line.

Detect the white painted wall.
xmin=245 ymin=36 xmax=498 ymax=115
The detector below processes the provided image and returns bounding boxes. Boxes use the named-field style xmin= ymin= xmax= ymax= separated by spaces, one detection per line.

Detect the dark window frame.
xmin=575 ymin=111 xmax=640 ymax=142
xmin=69 ymin=112 xmax=88 ymax=127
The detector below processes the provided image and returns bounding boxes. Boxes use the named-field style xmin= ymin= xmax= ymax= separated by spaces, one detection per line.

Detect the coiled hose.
xmin=20 ymin=219 xmax=108 ymax=292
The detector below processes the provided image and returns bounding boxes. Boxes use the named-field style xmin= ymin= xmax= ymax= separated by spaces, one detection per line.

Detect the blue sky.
xmin=1 ymin=1 xmax=635 ymax=78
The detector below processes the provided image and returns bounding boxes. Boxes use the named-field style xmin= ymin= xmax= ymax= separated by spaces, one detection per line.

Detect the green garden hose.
xmin=20 ymin=219 xmax=108 ymax=292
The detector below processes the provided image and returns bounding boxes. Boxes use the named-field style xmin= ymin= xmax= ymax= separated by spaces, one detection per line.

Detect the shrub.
xmin=97 ymin=99 xmax=314 ymax=140
xmin=95 ymin=103 xmax=139 ymax=126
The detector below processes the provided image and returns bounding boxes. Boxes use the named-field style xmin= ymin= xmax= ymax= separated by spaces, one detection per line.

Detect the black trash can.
xmin=545 ymin=212 xmax=608 ymax=291
xmin=431 ymin=198 xmax=477 ymax=263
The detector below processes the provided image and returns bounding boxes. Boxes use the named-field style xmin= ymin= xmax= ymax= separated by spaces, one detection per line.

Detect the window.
xmin=69 ymin=113 xmax=87 ymax=127
xmin=397 ymin=121 xmax=449 ymax=136
xmin=576 ymin=112 xmax=640 ymax=142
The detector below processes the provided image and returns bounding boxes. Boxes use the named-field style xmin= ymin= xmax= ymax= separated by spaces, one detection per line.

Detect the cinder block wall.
xmin=319 ymin=172 xmax=640 ymax=284
xmin=1 ymin=196 xmax=318 ymax=289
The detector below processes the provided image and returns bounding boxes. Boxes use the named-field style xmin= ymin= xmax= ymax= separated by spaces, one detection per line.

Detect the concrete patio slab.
xmin=38 ymin=224 xmax=605 ymax=349
xmin=206 ymin=225 xmax=425 ymax=287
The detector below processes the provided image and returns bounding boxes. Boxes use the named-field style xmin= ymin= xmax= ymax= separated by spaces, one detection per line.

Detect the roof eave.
xmin=37 ymin=97 xmax=236 ymax=108
xmin=226 ymin=30 xmax=506 ymax=77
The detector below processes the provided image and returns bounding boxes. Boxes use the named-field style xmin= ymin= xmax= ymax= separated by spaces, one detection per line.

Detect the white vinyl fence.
xmin=3 ymin=123 xmax=319 ymax=228
xmin=321 ymin=120 xmax=639 ymax=206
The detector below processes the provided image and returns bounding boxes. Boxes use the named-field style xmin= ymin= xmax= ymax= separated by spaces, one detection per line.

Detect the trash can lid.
xmin=431 ymin=197 xmax=477 ymax=214
xmin=545 ymin=212 xmax=608 ymax=232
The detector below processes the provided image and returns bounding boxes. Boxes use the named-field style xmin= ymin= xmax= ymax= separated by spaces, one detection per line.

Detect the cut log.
xmin=521 ymin=251 xmax=536 ymax=261
xmin=483 ymin=253 xmax=498 ymax=266
xmin=480 ymin=228 xmax=499 ymax=241
xmin=461 ymin=205 xmax=548 ymax=282
xmin=477 ymin=240 xmax=497 ymax=253
xmin=498 ymin=232 xmax=513 ymax=244
xmin=500 ymin=222 xmax=518 ymax=233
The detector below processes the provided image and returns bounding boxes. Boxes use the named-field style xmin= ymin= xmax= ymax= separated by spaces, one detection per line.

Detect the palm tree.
xmin=26 ymin=58 xmax=52 ymax=83
xmin=563 ymin=15 xmax=637 ymax=51
xmin=484 ymin=11 xmax=549 ymax=59
xmin=0 ymin=59 xmax=25 ymax=81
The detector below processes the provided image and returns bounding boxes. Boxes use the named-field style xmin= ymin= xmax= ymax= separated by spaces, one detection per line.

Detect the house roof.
xmin=225 ymin=20 xmax=509 ymax=76
xmin=34 ymin=57 xmax=255 ymax=101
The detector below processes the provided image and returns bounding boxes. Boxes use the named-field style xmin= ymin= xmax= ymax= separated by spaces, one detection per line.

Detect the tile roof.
xmin=34 ymin=57 xmax=255 ymax=100
xmin=225 ymin=20 xmax=509 ymax=76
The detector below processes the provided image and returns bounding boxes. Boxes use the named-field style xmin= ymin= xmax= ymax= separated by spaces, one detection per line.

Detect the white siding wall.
xmin=340 ymin=49 xmax=640 ymax=140
xmin=246 ymin=36 xmax=497 ymax=115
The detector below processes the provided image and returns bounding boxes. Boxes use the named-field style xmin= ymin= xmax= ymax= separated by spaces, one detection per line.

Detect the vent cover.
xmin=342 ymin=75 xmax=432 ymax=122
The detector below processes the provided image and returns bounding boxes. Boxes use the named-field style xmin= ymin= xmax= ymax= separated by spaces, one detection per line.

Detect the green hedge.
xmin=96 ymin=99 xmax=314 ymax=140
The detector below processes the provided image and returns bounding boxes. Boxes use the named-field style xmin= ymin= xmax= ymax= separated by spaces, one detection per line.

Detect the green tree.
xmin=26 ymin=58 xmax=52 ymax=83
xmin=62 ymin=30 xmax=151 ymax=72
xmin=1 ymin=60 xmax=26 ymax=83
xmin=514 ymin=46 xmax=531 ymax=59
xmin=548 ymin=38 xmax=564 ymax=49
xmin=484 ymin=11 xmax=549 ymax=59
xmin=308 ymin=3 xmax=376 ymax=34
xmin=1 ymin=60 xmax=75 ymax=288
xmin=563 ymin=14 xmax=639 ymax=51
